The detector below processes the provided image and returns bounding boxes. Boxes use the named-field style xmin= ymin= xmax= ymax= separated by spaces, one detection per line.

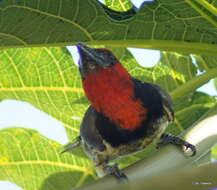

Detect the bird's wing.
xmin=80 ymin=106 xmax=106 ymax=152
xmin=151 ymin=84 xmax=174 ymax=122
xmin=133 ymin=78 xmax=174 ymax=122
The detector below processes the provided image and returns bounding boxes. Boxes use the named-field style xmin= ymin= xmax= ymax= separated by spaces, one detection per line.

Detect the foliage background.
xmin=0 ymin=0 xmax=216 ymax=189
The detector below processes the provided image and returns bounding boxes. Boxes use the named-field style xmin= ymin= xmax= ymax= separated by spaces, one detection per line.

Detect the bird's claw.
xmin=183 ymin=142 xmax=196 ymax=157
xmin=157 ymin=133 xmax=196 ymax=157
xmin=104 ymin=164 xmax=128 ymax=181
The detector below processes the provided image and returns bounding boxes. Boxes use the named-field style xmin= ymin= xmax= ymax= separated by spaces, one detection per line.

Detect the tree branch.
xmin=75 ymin=104 xmax=217 ymax=190
xmin=112 ymin=163 xmax=217 ymax=190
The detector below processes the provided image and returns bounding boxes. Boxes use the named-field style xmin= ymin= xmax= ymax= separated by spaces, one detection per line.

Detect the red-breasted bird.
xmin=62 ymin=43 xmax=196 ymax=179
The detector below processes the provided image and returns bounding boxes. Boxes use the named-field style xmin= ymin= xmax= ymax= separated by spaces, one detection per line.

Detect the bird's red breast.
xmin=83 ymin=62 xmax=148 ymax=131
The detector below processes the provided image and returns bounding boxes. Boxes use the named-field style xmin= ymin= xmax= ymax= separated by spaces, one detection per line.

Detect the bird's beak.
xmin=76 ymin=43 xmax=96 ymax=62
xmin=76 ymin=43 xmax=108 ymax=68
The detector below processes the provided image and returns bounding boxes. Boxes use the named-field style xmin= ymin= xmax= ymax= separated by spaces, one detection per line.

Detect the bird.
xmin=61 ymin=43 xmax=196 ymax=180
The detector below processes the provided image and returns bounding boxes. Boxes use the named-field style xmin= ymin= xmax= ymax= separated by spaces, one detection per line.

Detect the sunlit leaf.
xmin=105 ymin=0 xmax=132 ymax=11
xmin=0 ymin=128 xmax=96 ymax=190
xmin=212 ymin=144 xmax=217 ymax=161
xmin=0 ymin=47 xmax=87 ymax=140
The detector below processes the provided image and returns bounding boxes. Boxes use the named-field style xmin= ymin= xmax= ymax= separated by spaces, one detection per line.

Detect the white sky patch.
xmin=132 ymin=0 xmax=153 ymax=8
xmin=0 ymin=181 xmax=22 ymax=190
xmin=67 ymin=46 xmax=79 ymax=66
xmin=190 ymin=56 xmax=216 ymax=96
xmin=0 ymin=100 xmax=68 ymax=144
xmin=99 ymin=0 xmax=153 ymax=8
xmin=128 ymin=48 xmax=160 ymax=67
xmin=197 ymin=80 xmax=217 ymax=96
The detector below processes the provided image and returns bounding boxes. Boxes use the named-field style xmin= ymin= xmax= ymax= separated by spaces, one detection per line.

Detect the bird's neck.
xmin=83 ymin=63 xmax=147 ymax=131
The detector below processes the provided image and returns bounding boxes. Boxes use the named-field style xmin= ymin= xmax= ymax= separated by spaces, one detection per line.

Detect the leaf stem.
xmin=171 ymin=68 xmax=217 ymax=100
xmin=186 ymin=0 xmax=217 ymax=28
xmin=1 ymin=40 xmax=217 ymax=56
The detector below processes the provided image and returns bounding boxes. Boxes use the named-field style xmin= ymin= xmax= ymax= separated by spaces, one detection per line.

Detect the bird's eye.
xmin=89 ymin=64 xmax=96 ymax=70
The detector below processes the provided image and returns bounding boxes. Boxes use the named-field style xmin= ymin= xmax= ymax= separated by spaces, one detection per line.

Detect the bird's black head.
xmin=76 ymin=43 xmax=118 ymax=78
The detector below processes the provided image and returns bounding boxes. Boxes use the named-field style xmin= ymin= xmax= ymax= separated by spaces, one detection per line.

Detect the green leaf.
xmin=168 ymin=91 xmax=217 ymax=135
xmin=0 ymin=0 xmax=217 ymax=55
xmin=194 ymin=55 xmax=217 ymax=91
xmin=0 ymin=47 xmax=87 ymax=140
xmin=104 ymin=0 xmax=132 ymax=11
xmin=193 ymin=55 xmax=217 ymax=71
xmin=0 ymin=128 xmax=96 ymax=190
xmin=212 ymin=144 xmax=217 ymax=160
xmin=215 ymin=77 xmax=217 ymax=90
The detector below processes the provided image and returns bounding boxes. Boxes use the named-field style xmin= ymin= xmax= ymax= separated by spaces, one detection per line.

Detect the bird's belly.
xmin=96 ymin=117 xmax=169 ymax=162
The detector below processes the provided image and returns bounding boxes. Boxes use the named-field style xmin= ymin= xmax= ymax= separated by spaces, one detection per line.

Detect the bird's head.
xmin=76 ymin=43 xmax=132 ymax=101
xmin=76 ymin=43 xmax=133 ymax=106
xmin=76 ymin=43 xmax=121 ymax=78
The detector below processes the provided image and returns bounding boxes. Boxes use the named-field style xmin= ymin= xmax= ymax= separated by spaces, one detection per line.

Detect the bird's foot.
xmin=104 ymin=164 xmax=128 ymax=181
xmin=157 ymin=133 xmax=196 ymax=156
xmin=60 ymin=136 xmax=82 ymax=154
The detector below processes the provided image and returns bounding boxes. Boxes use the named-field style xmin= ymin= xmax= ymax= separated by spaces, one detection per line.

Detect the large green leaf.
xmin=0 ymin=0 xmax=217 ymax=55
xmin=0 ymin=128 xmax=96 ymax=190
xmin=0 ymin=47 xmax=87 ymax=140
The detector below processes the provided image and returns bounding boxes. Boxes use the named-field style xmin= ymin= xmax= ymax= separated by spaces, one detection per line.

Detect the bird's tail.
xmin=60 ymin=136 xmax=82 ymax=154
